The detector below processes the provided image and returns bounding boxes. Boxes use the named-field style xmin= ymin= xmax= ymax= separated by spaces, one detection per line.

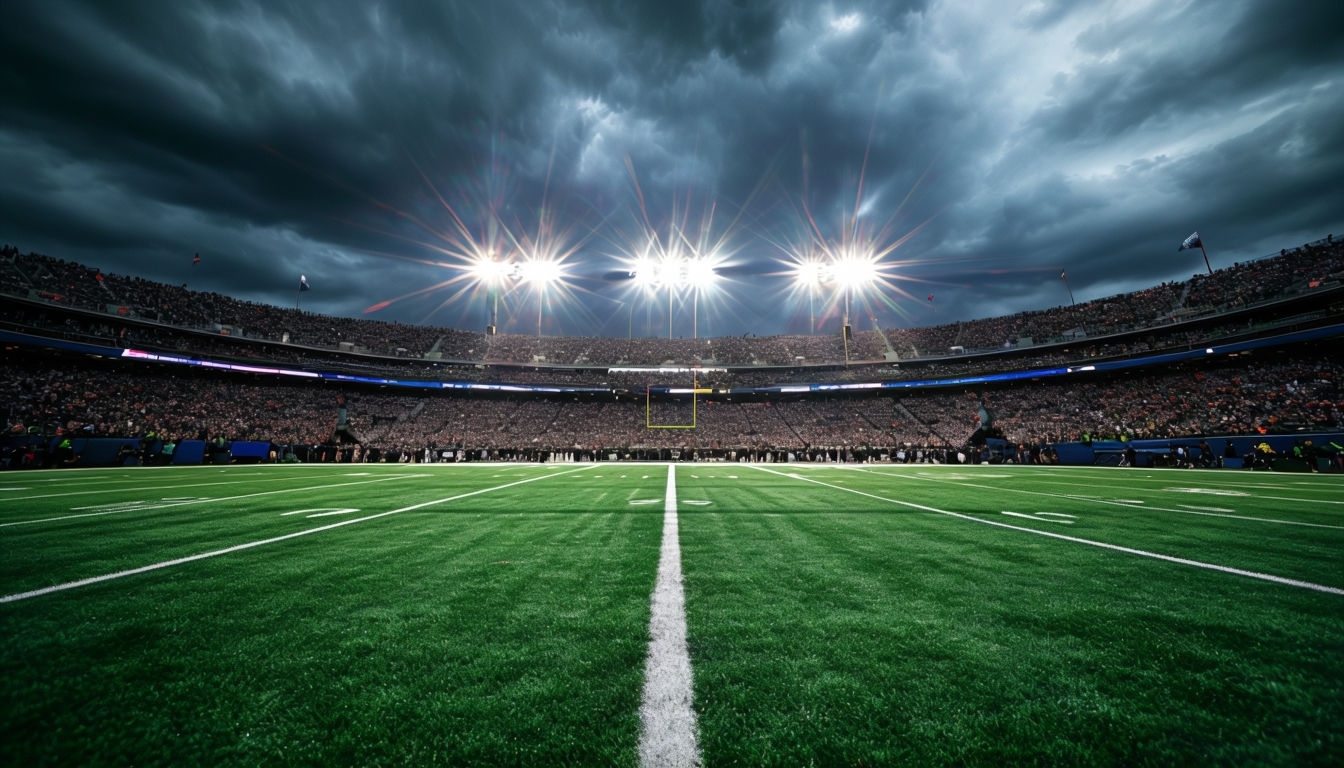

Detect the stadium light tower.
xmin=828 ymin=249 xmax=878 ymax=341
xmin=469 ymin=251 xmax=518 ymax=335
xmin=789 ymin=258 xmax=826 ymax=334
xmin=628 ymin=252 xmax=682 ymax=340
xmin=626 ymin=242 xmax=721 ymax=339
xmin=516 ymin=257 xmax=565 ymax=337
xmin=685 ymin=255 xmax=718 ymax=340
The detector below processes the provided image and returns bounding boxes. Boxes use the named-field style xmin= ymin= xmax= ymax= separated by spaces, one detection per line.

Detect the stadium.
xmin=2 ymin=235 xmax=1342 ymax=766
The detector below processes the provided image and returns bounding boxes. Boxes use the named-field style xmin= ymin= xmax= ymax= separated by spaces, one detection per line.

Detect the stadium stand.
xmin=2 ymin=237 xmax=1341 ymax=469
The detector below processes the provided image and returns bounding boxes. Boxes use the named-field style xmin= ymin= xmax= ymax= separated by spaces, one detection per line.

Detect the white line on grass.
xmin=750 ymin=465 xmax=1344 ymax=597
xmin=2 ymin=475 xmax=358 ymax=502
xmin=866 ymin=468 xmax=1344 ymax=531
xmin=0 ymin=475 xmax=429 ymax=528
xmin=0 ymin=466 xmax=593 ymax=604
xmin=638 ymin=464 xmax=702 ymax=768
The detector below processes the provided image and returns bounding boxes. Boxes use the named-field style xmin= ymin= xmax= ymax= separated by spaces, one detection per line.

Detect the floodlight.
xmin=469 ymin=255 xmax=516 ymax=284
xmin=829 ymin=252 xmax=879 ymax=289
xmin=517 ymin=258 xmax=564 ymax=286
xmin=684 ymin=256 xmax=718 ymax=289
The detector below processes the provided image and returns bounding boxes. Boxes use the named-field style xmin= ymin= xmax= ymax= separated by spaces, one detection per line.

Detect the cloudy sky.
xmin=3 ymin=0 xmax=1341 ymax=338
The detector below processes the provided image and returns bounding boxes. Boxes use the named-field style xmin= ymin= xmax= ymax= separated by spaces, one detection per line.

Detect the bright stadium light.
xmin=828 ymin=250 xmax=879 ymax=289
xmin=516 ymin=257 xmax=566 ymax=337
xmin=789 ymin=257 xmax=827 ymax=333
xmin=822 ymin=249 xmax=880 ymax=343
xmin=684 ymin=255 xmax=719 ymax=339
xmin=468 ymin=251 xmax=518 ymax=334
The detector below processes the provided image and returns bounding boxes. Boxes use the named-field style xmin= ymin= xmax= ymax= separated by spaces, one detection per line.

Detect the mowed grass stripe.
xmin=796 ymin=464 xmax=1343 ymax=588
xmin=0 ymin=465 xmax=596 ymax=603
xmin=2 ymin=487 xmax=664 ymax=766
xmin=676 ymin=471 xmax=1343 ymax=766
xmin=0 ymin=466 xmax=599 ymax=593
xmin=861 ymin=466 xmax=1344 ymax=528
xmin=752 ymin=465 xmax=1344 ymax=596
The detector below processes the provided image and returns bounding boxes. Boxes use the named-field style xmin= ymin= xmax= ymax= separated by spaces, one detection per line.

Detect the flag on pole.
xmin=1178 ymin=232 xmax=1202 ymax=251
xmin=299 ymin=275 xmax=310 ymax=292
xmin=927 ymin=293 xmax=934 ymax=302
xmin=192 ymin=252 xmax=201 ymax=265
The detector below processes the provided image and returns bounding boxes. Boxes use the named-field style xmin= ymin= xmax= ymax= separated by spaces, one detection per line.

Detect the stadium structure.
xmin=2 ymin=235 xmax=1342 ymax=472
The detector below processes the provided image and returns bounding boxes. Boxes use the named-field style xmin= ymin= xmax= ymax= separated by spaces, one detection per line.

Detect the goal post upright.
xmin=645 ymin=373 xmax=702 ymax=430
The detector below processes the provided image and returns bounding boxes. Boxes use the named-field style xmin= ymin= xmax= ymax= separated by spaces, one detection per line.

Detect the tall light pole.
xmin=685 ymin=256 xmax=718 ymax=340
xmin=470 ymin=253 xmax=515 ymax=335
xmin=517 ymin=258 xmax=564 ymax=338
xmin=789 ymin=258 xmax=825 ymax=335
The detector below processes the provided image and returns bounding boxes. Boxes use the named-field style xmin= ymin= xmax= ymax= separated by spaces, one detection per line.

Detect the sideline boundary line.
xmin=0 ymin=466 xmax=593 ymax=604
xmin=638 ymin=464 xmax=702 ymax=768
xmin=750 ymin=465 xmax=1344 ymax=596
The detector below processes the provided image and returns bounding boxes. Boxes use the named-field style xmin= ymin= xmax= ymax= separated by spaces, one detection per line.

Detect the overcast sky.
xmin=3 ymin=0 xmax=1341 ymax=338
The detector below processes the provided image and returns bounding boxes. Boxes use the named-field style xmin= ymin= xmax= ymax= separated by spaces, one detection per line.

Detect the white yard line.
xmin=0 ymin=474 xmax=336 ymax=502
xmin=0 ymin=466 xmax=592 ymax=604
xmin=858 ymin=467 xmax=1344 ymax=530
xmin=638 ymin=464 xmax=702 ymax=768
xmin=0 ymin=474 xmax=429 ymax=528
xmin=751 ymin=465 xmax=1344 ymax=597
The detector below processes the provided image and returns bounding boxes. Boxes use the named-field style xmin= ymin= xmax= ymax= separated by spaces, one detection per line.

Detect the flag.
xmin=192 ymin=252 xmax=201 ymax=265
xmin=1179 ymin=231 xmax=1202 ymax=251
xmin=299 ymin=275 xmax=310 ymax=292
xmin=927 ymin=293 xmax=934 ymax=302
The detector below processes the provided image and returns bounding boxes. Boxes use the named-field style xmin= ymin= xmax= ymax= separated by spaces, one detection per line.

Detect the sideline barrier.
xmin=1053 ymin=432 xmax=1343 ymax=469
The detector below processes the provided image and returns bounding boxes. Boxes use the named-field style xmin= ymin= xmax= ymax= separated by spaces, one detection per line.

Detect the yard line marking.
xmin=751 ymin=466 xmax=1344 ymax=596
xmin=861 ymin=468 xmax=1344 ymax=530
xmin=1177 ymin=504 xmax=1234 ymax=513
xmin=638 ymin=464 xmax=702 ymax=768
xmin=0 ymin=466 xmax=594 ymax=603
xmin=1 ymin=475 xmax=427 ymax=528
xmin=3 ymin=476 xmax=325 ymax=502
xmin=1002 ymin=511 xmax=1074 ymax=524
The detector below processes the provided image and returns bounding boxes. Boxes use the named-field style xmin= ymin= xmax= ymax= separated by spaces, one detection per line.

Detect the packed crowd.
xmin=4 ymin=290 xmax=1337 ymax=396
xmin=4 ymin=235 xmax=1342 ymax=466
xmin=4 ymin=344 xmax=1339 ymax=464
xmin=4 ymin=235 xmax=1339 ymax=366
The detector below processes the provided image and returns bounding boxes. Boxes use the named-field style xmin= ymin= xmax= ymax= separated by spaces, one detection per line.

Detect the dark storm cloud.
xmin=1 ymin=0 xmax=1340 ymax=336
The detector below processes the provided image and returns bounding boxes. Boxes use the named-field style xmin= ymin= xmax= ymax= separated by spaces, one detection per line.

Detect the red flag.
xmin=927 ymin=293 xmax=934 ymax=302
xmin=192 ymin=253 xmax=201 ymax=265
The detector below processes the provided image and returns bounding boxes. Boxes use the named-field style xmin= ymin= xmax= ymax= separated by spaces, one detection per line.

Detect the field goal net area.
xmin=644 ymin=375 xmax=713 ymax=429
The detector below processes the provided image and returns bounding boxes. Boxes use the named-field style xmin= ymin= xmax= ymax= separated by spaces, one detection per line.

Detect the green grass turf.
xmin=2 ymin=463 xmax=1342 ymax=766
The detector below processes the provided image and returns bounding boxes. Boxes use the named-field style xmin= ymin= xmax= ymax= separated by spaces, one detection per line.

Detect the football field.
xmin=2 ymin=463 xmax=1341 ymax=766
